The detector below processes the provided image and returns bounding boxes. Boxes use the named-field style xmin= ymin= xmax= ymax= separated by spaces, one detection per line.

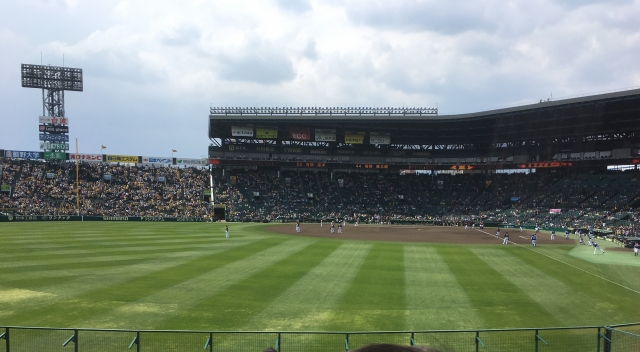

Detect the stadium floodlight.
xmin=21 ymin=63 xmax=83 ymax=117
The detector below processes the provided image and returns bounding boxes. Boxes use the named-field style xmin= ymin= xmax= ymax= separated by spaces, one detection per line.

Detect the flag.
xmin=172 ymin=149 xmax=177 ymax=152
xmin=101 ymin=145 xmax=107 ymax=149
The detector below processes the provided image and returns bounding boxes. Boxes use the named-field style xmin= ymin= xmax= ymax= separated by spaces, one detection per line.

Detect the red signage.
xmin=209 ymin=159 xmax=221 ymax=165
xmin=289 ymin=127 xmax=310 ymax=141
xmin=518 ymin=162 xmax=572 ymax=169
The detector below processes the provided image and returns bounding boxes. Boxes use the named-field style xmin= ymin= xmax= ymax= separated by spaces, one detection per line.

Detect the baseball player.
xmin=496 ymin=228 xmax=501 ymax=238
xmin=633 ymin=242 xmax=639 ymax=256
xmin=519 ymin=225 xmax=523 ymax=232
xmin=531 ymin=234 xmax=537 ymax=247
xmin=338 ymin=223 xmax=342 ymax=233
xmin=296 ymin=220 xmax=300 ymax=233
xmin=330 ymin=221 xmax=335 ymax=233
xmin=579 ymin=233 xmax=585 ymax=245
xmin=320 ymin=219 xmax=323 ymax=227
xmin=564 ymin=229 xmax=570 ymax=239
xmin=503 ymin=232 xmax=509 ymax=245
xmin=225 ymin=225 xmax=229 ymax=239
xmin=592 ymin=241 xmax=605 ymax=254
xmin=550 ymin=230 xmax=555 ymax=240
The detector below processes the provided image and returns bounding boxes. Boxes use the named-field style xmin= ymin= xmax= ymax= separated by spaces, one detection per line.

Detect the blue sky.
xmin=1 ymin=0 xmax=639 ymax=158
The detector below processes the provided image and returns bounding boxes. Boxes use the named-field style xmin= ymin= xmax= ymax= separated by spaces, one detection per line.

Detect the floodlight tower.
xmin=21 ymin=64 xmax=83 ymax=117
xmin=21 ymin=64 xmax=83 ymax=156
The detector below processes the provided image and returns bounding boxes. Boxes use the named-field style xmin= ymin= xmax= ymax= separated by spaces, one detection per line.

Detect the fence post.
xmin=597 ymin=327 xmax=601 ymax=352
xmin=75 ymin=329 xmax=79 ymax=352
xmin=535 ymin=329 xmax=538 ymax=352
xmin=604 ymin=328 xmax=612 ymax=352
xmin=1 ymin=327 xmax=9 ymax=352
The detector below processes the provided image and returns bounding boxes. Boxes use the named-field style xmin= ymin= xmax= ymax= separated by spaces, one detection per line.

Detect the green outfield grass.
xmin=1 ymin=222 xmax=639 ymax=332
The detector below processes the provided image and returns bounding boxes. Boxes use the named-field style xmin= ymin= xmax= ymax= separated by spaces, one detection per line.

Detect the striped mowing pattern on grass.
xmin=1 ymin=222 xmax=640 ymax=333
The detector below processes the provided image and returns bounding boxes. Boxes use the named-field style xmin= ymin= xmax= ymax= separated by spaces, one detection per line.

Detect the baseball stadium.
xmin=2 ymin=87 xmax=640 ymax=351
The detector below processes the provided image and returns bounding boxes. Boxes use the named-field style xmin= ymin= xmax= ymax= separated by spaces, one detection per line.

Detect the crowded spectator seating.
xmin=2 ymin=159 xmax=640 ymax=237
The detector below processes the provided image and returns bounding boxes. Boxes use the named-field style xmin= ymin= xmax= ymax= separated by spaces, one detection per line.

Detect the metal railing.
xmin=1 ymin=323 xmax=638 ymax=351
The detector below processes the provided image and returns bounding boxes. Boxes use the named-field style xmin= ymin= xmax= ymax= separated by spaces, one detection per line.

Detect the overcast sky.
xmin=1 ymin=0 xmax=639 ymax=158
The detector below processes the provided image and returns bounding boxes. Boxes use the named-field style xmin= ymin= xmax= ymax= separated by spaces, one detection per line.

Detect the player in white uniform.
xmin=503 ymin=232 xmax=509 ymax=245
xmin=496 ymin=228 xmax=501 ymax=238
xmin=225 ymin=225 xmax=229 ymax=238
xmin=550 ymin=230 xmax=555 ymax=240
xmin=330 ymin=222 xmax=335 ymax=233
xmin=338 ymin=223 xmax=342 ymax=233
xmin=320 ymin=220 xmax=323 ymax=227
xmin=634 ymin=242 xmax=639 ymax=256
xmin=296 ymin=220 xmax=300 ymax=233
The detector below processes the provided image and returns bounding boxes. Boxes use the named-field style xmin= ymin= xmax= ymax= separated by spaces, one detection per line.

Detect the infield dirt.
xmin=266 ymin=224 xmax=576 ymax=245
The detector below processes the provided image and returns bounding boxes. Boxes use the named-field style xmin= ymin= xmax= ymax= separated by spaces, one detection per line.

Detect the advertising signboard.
xmin=141 ymin=156 xmax=173 ymax=164
xmin=315 ymin=129 xmax=336 ymax=142
xmin=370 ymin=132 xmax=391 ymax=145
xmin=4 ymin=150 xmax=40 ymax=159
xmin=39 ymin=125 xmax=69 ymax=134
xmin=39 ymin=142 xmax=69 ymax=150
xmin=256 ymin=127 xmax=278 ymax=139
xmin=70 ymin=154 xmax=103 ymax=162
xmin=106 ymin=155 xmax=139 ymax=163
xmin=345 ymin=132 xmax=365 ymax=144
xmin=176 ymin=158 xmax=208 ymax=166
xmin=39 ymin=133 xmax=69 ymax=142
xmin=289 ymin=127 xmax=311 ymax=141
xmin=231 ymin=126 xmax=253 ymax=137
xmin=43 ymin=152 xmax=66 ymax=160
xmin=39 ymin=116 xmax=69 ymax=125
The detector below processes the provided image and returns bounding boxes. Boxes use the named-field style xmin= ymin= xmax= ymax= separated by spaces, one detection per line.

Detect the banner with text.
xmin=231 ymin=126 xmax=254 ymax=137
xmin=39 ymin=133 xmax=69 ymax=142
xmin=370 ymin=132 xmax=391 ymax=145
xmin=315 ymin=129 xmax=336 ymax=142
xmin=345 ymin=132 xmax=365 ymax=144
xmin=176 ymin=158 xmax=208 ymax=166
xmin=70 ymin=154 xmax=103 ymax=162
xmin=39 ymin=116 xmax=69 ymax=125
xmin=43 ymin=152 xmax=66 ymax=160
xmin=106 ymin=154 xmax=139 ymax=163
xmin=39 ymin=142 xmax=69 ymax=151
xmin=141 ymin=156 xmax=173 ymax=164
xmin=39 ymin=125 xmax=69 ymax=134
xmin=256 ymin=127 xmax=278 ymax=139
xmin=289 ymin=127 xmax=311 ymax=141
xmin=4 ymin=150 xmax=40 ymax=159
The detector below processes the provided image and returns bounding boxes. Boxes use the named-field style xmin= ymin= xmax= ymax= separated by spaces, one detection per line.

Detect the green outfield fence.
xmin=1 ymin=323 xmax=639 ymax=352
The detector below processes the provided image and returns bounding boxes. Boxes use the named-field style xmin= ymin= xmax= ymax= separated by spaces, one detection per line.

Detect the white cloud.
xmin=0 ymin=0 xmax=639 ymax=156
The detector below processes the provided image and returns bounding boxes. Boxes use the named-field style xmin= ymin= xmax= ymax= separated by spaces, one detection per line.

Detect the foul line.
xmin=474 ymin=229 xmax=640 ymax=296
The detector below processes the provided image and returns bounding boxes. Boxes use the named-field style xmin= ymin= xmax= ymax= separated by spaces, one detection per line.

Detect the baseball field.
xmin=1 ymin=221 xmax=639 ymax=332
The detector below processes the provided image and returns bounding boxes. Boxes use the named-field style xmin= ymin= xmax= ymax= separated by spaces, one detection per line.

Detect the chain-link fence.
xmin=1 ymin=323 xmax=638 ymax=352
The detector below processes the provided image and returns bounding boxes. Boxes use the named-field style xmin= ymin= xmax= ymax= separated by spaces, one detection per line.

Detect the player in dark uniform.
xmin=592 ymin=241 xmax=604 ymax=254
xmin=634 ymin=242 xmax=639 ymax=256
xmin=531 ymin=234 xmax=537 ymax=247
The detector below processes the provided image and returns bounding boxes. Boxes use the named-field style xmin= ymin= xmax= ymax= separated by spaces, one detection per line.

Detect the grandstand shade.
xmin=209 ymin=89 xmax=640 ymax=171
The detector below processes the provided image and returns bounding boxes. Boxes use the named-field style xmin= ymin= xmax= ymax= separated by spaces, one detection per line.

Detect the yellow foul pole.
xmin=76 ymin=138 xmax=79 ymax=215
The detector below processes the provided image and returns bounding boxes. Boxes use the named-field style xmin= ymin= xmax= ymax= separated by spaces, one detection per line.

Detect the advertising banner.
xmin=370 ymin=132 xmax=391 ymax=145
xmin=176 ymin=158 xmax=208 ymax=166
xmin=39 ymin=116 xmax=69 ymax=125
xmin=345 ymin=132 xmax=365 ymax=144
xmin=289 ymin=127 xmax=311 ymax=141
xmin=549 ymin=209 xmax=562 ymax=214
xmin=141 ymin=156 xmax=173 ymax=164
xmin=43 ymin=152 xmax=66 ymax=160
xmin=256 ymin=127 xmax=278 ymax=139
xmin=106 ymin=155 xmax=139 ymax=163
xmin=315 ymin=129 xmax=336 ymax=142
xmin=4 ymin=150 xmax=40 ymax=159
xmin=39 ymin=133 xmax=69 ymax=142
xmin=231 ymin=126 xmax=254 ymax=137
xmin=39 ymin=125 xmax=69 ymax=134
xmin=39 ymin=142 xmax=69 ymax=151
xmin=70 ymin=154 xmax=103 ymax=162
